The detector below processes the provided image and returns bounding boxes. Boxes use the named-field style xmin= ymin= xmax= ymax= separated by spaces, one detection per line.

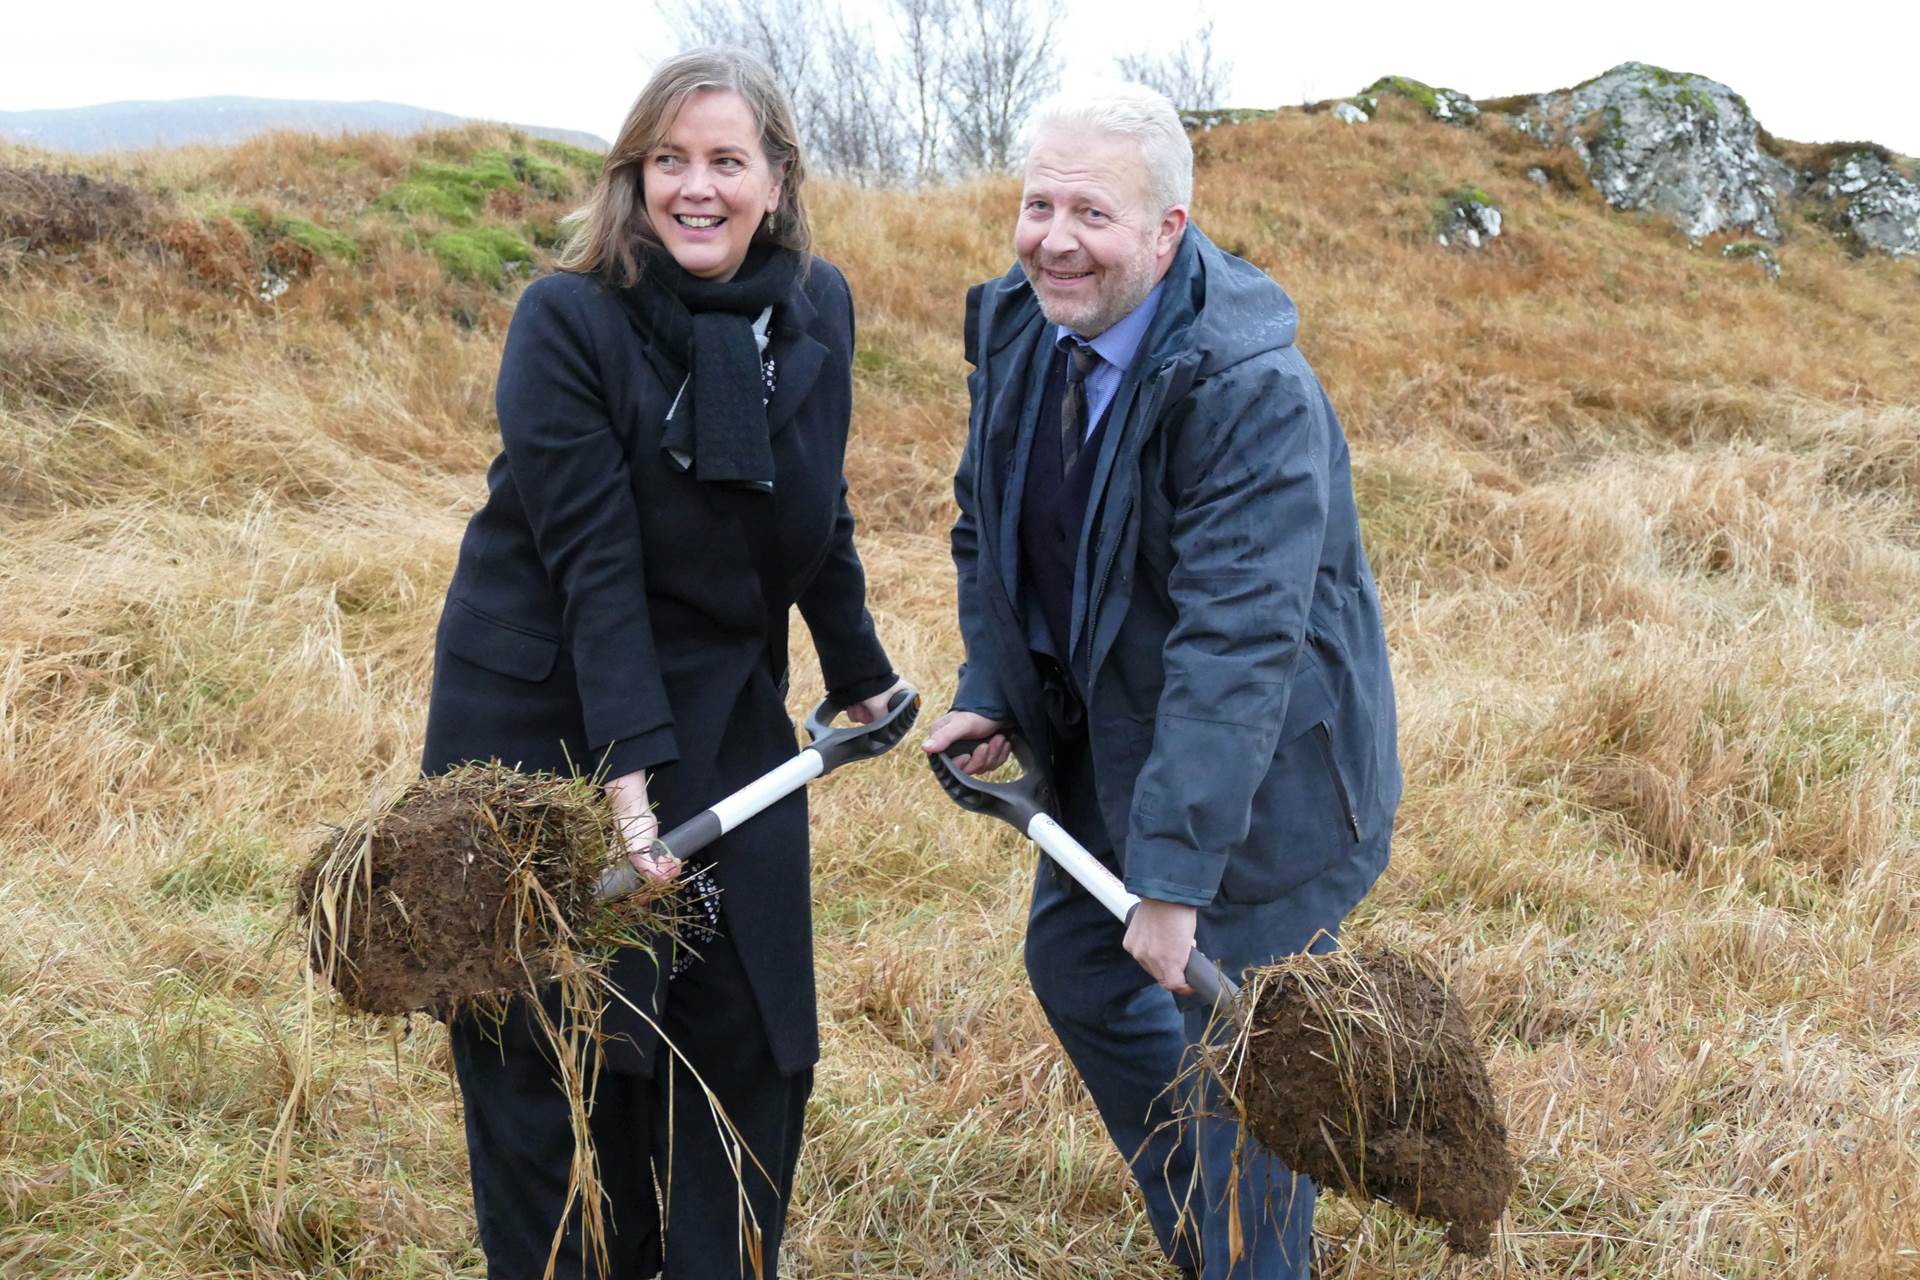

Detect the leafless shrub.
xmin=943 ymin=0 xmax=1061 ymax=172
xmin=0 ymin=165 xmax=152 ymax=251
xmin=1115 ymin=17 xmax=1233 ymax=111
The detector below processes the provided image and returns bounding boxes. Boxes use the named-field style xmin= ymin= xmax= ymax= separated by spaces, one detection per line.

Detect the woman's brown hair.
xmin=558 ymin=47 xmax=811 ymax=286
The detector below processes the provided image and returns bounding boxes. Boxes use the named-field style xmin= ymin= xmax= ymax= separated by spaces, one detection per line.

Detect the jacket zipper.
xmin=1313 ymin=723 xmax=1363 ymax=842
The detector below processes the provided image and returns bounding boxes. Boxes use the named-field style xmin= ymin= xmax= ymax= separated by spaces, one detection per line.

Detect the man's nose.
xmin=1039 ymin=215 xmax=1078 ymax=256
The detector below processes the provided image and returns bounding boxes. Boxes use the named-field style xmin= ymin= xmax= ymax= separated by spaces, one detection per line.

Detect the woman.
xmin=421 ymin=48 xmax=903 ymax=1279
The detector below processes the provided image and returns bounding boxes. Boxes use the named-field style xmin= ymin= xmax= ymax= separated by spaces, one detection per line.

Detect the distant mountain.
xmin=0 ymin=96 xmax=609 ymax=154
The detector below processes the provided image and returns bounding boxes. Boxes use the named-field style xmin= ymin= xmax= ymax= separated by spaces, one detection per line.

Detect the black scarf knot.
xmin=620 ymin=242 xmax=801 ymax=490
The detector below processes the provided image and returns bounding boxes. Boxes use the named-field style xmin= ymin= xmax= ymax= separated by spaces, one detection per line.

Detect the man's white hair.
xmin=1022 ymin=82 xmax=1193 ymax=214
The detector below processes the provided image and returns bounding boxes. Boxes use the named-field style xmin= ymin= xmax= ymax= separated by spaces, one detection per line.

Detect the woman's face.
xmin=642 ymin=90 xmax=783 ymax=282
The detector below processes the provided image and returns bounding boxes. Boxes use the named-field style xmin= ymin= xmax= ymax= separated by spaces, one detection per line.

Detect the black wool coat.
xmin=423 ymin=258 xmax=895 ymax=1075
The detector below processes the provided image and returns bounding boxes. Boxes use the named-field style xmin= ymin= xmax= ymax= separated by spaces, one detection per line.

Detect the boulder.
xmin=1437 ymin=187 xmax=1502 ymax=250
xmin=1821 ymin=152 xmax=1920 ymax=258
xmin=1333 ymin=101 xmax=1369 ymax=126
xmin=1511 ymin=62 xmax=1782 ymax=241
xmin=1356 ymin=76 xmax=1480 ymax=126
xmin=1722 ymin=240 xmax=1781 ymax=281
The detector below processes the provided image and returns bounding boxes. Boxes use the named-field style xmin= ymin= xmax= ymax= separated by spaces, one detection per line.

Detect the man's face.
xmin=1015 ymin=128 xmax=1185 ymax=338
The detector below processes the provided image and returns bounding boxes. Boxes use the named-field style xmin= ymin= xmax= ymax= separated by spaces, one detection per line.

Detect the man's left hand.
xmin=1124 ymin=899 xmax=1198 ymax=995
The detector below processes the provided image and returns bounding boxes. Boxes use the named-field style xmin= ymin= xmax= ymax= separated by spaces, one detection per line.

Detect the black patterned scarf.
xmin=621 ymin=242 xmax=799 ymax=490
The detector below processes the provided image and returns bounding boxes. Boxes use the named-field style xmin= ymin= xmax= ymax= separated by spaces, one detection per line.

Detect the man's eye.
xmin=1086 ymin=208 xmax=1106 ymax=221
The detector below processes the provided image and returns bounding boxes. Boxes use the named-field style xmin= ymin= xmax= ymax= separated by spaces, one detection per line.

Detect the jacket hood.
xmin=973 ymin=224 xmax=1299 ymax=379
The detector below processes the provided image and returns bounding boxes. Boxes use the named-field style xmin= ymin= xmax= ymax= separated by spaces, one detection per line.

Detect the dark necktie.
xmin=1060 ymin=341 xmax=1099 ymax=477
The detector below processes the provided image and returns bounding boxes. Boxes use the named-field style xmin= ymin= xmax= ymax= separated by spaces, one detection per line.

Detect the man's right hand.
xmin=922 ymin=710 xmax=1012 ymax=775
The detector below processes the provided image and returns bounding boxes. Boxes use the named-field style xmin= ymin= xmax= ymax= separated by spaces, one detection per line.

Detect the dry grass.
xmin=1 ymin=108 xmax=1917 ymax=1277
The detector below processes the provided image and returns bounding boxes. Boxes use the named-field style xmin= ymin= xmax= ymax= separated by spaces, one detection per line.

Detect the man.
xmin=923 ymin=84 xmax=1401 ymax=1279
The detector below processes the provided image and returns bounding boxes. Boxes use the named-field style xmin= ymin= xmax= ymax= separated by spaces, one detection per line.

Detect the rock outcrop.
xmin=1510 ymin=62 xmax=1785 ymax=242
xmin=1437 ymin=187 xmax=1502 ymax=250
xmin=1818 ymin=152 xmax=1920 ymax=258
xmin=1346 ymin=76 xmax=1479 ymax=127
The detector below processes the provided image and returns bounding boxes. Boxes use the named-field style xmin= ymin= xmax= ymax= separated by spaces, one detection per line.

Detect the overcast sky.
xmin=6 ymin=1 xmax=1918 ymax=157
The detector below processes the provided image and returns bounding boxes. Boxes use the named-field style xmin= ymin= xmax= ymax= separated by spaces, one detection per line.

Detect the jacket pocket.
xmin=441 ymin=598 xmax=561 ymax=683
xmin=1215 ymin=715 xmax=1356 ymax=905
xmin=1312 ymin=723 xmax=1363 ymax=844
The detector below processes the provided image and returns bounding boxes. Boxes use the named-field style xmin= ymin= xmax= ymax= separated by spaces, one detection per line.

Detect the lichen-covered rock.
xmin=1722 ymin=240 xmax=1781 ymax=281
xmin=1359 ymin=76 xmax=1479 ymax=126
xmin=1437 ymin=187 xmax=1502 ymax=250
xmin=1512 ymin=62 xmax=1779 ymax=241
xmin=1823 ymin=152 xmax=1920 ymax=258
xmin=1333 ymin=101 xmax=1369 ymax=126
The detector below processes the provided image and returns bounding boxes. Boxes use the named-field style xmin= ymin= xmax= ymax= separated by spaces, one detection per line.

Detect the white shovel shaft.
xmin=1028 ymin=812 xmax=1141 ymax=923
xmin=710 ymin=749 xmax=825 ymax=834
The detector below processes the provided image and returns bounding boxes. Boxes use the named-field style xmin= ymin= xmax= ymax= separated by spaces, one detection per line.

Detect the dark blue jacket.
xmin=423 ymin=260 xmax=895 ymax=1073
xmin=951 ymin=227 xmax=1400 ymax=967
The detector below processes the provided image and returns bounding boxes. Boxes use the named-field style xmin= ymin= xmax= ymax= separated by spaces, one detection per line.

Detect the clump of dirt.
xmin=296 ymin=764 xmax=656 ymax=1017
xmin=0 ymin=165 xmax=153 ymax=250
xmin=1226 ymin=948 xmax=1517 ymax=1255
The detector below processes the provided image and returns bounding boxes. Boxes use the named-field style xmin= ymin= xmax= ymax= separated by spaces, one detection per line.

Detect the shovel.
xmin=928 ymin=733 xmax=1239 ymax=1008
xmin=595 ymin=686 xmax=921 ymax=901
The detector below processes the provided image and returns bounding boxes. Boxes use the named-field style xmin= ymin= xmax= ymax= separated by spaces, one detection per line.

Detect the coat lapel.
xmin=765 ymin=281 xmax=826 ymax=437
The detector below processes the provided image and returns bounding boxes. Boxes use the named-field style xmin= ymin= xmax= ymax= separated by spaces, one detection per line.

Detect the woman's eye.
xmin=654 ymin=154 xmax=681 ymax=171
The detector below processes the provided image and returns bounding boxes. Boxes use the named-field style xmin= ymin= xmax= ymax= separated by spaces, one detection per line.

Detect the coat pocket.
xmin=441 ymin=598 xmax=561 ymax=683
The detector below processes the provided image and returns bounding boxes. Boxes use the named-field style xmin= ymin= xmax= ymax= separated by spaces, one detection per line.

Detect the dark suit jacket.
xmin=951 ymin=227 xmax=1401 ymax=971
xmin=423 ymin=259 xmax=895 ymax=1074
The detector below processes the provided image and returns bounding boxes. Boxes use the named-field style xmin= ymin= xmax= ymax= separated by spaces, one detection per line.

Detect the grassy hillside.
xmin=2 ymin=101 xmax=1917 ymax=1278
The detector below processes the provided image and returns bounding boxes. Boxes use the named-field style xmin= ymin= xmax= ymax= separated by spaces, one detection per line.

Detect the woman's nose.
xmin=681 ymin=163 xmax=716 ymax=198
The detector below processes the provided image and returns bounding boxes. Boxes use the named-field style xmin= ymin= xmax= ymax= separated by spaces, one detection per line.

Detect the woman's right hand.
xmin=605 ymin=769 xmax=682 ymax=882
xmin=922 ymin=710 xmax=1012 ymax=775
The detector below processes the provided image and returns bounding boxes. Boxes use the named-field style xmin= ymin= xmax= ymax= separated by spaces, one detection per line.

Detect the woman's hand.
xmin=845 ymin=677 xmax=913 ymax=727
xmin=604 ymin=769 xmax=681 ymax=883
xmin=922 ymin=709 xmax=1012 ymax=775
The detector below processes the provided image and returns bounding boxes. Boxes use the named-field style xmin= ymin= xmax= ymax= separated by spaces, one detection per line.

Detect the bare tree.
xmin=944 ymin=0 xmax=1062 ymax=173
xmin=892 ymin=0 xmax=955 ymax=183
xmin=656 ymin=0 xmax=824 ymax=148
xmin=659 ymin=0 xmax=913 ymax=183
xmin=812 ymin=11 xmax=911 ymax=184
xmin=1116 ymin=18 xmax=1232 ymax=111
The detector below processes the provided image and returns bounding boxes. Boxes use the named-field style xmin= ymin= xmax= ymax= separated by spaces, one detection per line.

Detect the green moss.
xmin=222 ymin=207 xmax=358 ymax=260
xmin=1362 ymin=75 xmax=1439 ymax=113
xmin=378 ymin=151 xmax=519 ymax=225
xmin=430 ymin=227 xmax=535 ymax=282
xmin=280 ymin=216 xmax=358 ymax=260
xmin=1448 ymin=185 xmax=1494 ymax=208
xmin=533 ymin=137 xmax=606 ymax=177
xmin=1722 ymin=240 xmax=1768 ymax=259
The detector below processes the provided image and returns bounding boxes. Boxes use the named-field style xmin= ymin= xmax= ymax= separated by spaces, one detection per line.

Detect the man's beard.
xmin=1025 ymin=240 xmax=1158 ymax=338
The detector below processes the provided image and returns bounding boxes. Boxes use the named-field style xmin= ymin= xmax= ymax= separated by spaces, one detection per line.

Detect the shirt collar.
xmin=1056 ymin=279 xmax=1167 ymax=373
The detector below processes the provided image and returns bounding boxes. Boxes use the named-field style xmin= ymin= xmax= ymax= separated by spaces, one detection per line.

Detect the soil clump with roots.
xmin=295 ymin=765 xmax=656 ymax=1017
xmin=1226 ymin=948 xmax=1517 ymax=1255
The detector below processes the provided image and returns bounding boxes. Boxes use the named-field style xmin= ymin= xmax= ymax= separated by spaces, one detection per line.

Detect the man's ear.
xmin=1158 ymin=205 xmax=1189 ymax=259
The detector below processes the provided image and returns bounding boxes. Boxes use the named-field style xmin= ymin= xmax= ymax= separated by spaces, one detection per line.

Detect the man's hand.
xmin=605 ymin=768 xmax=681 ymax=883
xmin=1124 ymin=899 xmax=1198 ymax=995
xmin=922 ymin=709 xmax=1011 ymax=775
